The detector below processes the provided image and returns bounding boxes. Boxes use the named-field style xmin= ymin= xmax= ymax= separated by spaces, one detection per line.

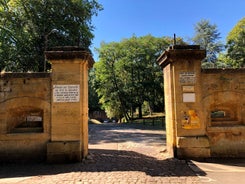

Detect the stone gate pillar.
xmin=45 ymin=47 xmax=94 ymax=163
xmin=158 ymin=45 xmax=210 ymax=158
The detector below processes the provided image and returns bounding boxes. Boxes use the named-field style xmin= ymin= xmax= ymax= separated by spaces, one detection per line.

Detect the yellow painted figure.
xmin=182 ymin=110 xmax=200 ymax=129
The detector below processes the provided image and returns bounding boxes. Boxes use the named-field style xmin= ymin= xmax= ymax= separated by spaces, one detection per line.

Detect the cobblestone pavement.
xmin=0 ymin=123 xmax=202 ymax=184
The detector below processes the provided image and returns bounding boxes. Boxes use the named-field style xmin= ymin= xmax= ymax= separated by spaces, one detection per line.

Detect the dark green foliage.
xmin=88 ymin=69 xmax=101 ymax=112
xmin=0 ymin=0 xmax=102 ymax=72
xmin=94 ymin=35 xmax=184 ymax=120
xmin=225 ymin=17 xmax=245 ymax=68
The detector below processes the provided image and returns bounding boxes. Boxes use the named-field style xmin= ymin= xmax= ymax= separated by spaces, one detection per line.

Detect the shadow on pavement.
xmin=0 ymin=149 xmax=204 ymax=179
xmin=0 ymin=123 xmax=208 ymax=181
xmin=85 ymin=149 xmax=201 ymax=177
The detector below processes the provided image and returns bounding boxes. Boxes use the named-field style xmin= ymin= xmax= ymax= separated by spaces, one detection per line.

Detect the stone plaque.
xmin=179 ymin=72 xmax=196 ymax=84
xmin=182 ymin=86 xmax=195 ymax=92
xmin=53 ymin=85 xmax=80 ymax=102
xmin=27 ymin=116 xmax=42 ymax=122
xmin=183 ymin=93 xmax=195 ymax=102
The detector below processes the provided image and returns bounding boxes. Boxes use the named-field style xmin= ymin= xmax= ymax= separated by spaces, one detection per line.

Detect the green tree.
xmin=95 ymin=35 xmax=184 ymax=121
xmin=88 ymin=69 xmax=101 ymax=112
xmin=225 ymin=17 xmax=245 ymax=68
xmin=95 ymin=41 xmax=128 ymax=120
xmin=0 ymin=0 xmax=102 ymax=72
xmin=192 ymin=19 xmax=224 ymax=63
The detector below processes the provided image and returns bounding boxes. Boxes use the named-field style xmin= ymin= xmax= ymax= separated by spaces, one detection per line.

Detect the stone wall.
xmin=158 ymin=45 xmax=245 ymax=158
xmin=0 ymin=47 xmax=94 ymax=163
xmin=202 ymin=69 xmax=245 ymax=157
xmin=0 ymin=73 xmax=51 ymax=162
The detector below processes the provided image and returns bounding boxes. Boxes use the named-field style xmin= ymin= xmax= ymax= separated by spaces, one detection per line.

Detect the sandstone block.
xmin=47 ymin=141 xmax=81 ymax=163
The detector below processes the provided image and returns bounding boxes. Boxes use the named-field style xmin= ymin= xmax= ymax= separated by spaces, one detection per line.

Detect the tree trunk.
xmin=130 ymin=106 xmax=134 ymax=120
xmin=138 ymin=105 xmax=142 ymax=119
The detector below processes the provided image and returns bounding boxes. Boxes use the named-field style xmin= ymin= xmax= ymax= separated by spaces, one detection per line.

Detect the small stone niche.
xmin=8 ymin=108 xmax=44 ymax=133
xmin=210 ymin=107 xmax=241 ymax=126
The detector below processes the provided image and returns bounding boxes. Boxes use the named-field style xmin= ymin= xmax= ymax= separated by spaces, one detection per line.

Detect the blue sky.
xmin=92 ymin=0 xmax=245 ymax=60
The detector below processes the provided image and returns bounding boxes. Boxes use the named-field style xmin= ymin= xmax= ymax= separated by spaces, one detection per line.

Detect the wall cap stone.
xmin=157 ymin=45 xmax=206 ymax=68
xmin=202 ymin=68 xmax=245 ymax=73
xmin=0 ymin=72 xmax=51 ymax=79
xmin=45 ymin=46 xmax=94 ymax=68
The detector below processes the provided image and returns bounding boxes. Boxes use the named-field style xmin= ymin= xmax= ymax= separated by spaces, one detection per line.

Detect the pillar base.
xmin=176 ymin=136 xmax=210 ymax=158
xmin=47 ymin=141 xmax=81 ymax=163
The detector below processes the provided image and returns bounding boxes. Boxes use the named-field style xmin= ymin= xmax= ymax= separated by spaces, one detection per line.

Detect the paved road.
xmin=189 ymin=158 xmax=245 ymax=184
xmin=0 ymin=123 xmax=200 ymax=183
xmin=3 ymin=123 xmax=245 ymax=184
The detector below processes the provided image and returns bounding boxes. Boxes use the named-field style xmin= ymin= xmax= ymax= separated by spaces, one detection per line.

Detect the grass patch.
xmin=124 ymin=112 xmax=165 ymax=128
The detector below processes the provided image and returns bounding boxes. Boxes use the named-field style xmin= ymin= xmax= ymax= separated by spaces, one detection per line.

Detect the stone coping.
xmin=207 ymin=125 xmax=245 ymax=133
xmin=48 ymin=46 xmax=87 ymax=51
xmin=0 ymin=72 xmax=51 ymax=79
xmin=45 ymin=46 xmax=94 ymax=68
xmin=201 ymin=68 xmax=245 ymax=73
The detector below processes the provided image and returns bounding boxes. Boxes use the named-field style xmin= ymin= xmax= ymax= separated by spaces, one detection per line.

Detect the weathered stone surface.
xmin=177 ymin=147 xmax=211 ymax=158
xmin=48 ymin=49 xmax=90 ymax=162
xmin=0 ymin=47 xmax=92 ymax=163
xmin=0 ymin=136 xmax=49 ymax=162
xmin=47 ymin=141 xmax=81 ymax=163
xmin=158 ymin=45 xmax=245 ymax=158
xmin=176 ymin=136 xmax=211 ymax=158
xmin=0 ymin=75 xmax=51 ymax=162
xmin=177 ymin=136 xmax=210 ymax=148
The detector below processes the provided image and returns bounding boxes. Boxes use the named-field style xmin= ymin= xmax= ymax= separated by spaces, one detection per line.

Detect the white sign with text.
xmin=179 ymin=72 xmax=196 ymax=84
xmin=53 ymin=85 xmax=80 ymax=102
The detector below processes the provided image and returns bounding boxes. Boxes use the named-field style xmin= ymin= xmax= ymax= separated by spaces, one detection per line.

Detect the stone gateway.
xmin=0 ymin=47 xmax=94 ymax=163
xmin=158 ymin=45 xmax=245 ymax=158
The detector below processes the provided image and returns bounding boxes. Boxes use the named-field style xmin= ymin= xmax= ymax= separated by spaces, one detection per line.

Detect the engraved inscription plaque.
xmin=53 ymin=85 xmax=80 ymax=102
xmin=179 ymin=72 xmax=196 ymax=84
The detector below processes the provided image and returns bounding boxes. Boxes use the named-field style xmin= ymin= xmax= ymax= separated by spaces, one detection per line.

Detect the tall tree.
xmin=0 ymin=0 xmax=102 ymax=72
xmin=225 ymin=17 xmax=245 ymax=68
xmin=88 ymin=69 xmax=101 ymax=112
xmin=95 ymin=35 xmax=184 ymax=120
xmin=95 ymin=41 xmax=129 ymax=120
xmin=192 ymin=19 xmax=224 ymax=63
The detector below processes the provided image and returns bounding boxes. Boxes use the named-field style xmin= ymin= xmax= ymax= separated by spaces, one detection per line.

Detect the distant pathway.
xmin=89 ymin=122 xmax=167 ymax=158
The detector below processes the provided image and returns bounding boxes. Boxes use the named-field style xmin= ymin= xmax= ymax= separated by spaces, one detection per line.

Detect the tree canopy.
xmin=93 ymin=35 xmax=184 ymax=120
xmin=0 ymin=0 xmax=102 ymax=72
xmin=225 ymin=17 xmax=245 ymax=68
xmin=192 ymin=19 xmax=224 ymax=63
